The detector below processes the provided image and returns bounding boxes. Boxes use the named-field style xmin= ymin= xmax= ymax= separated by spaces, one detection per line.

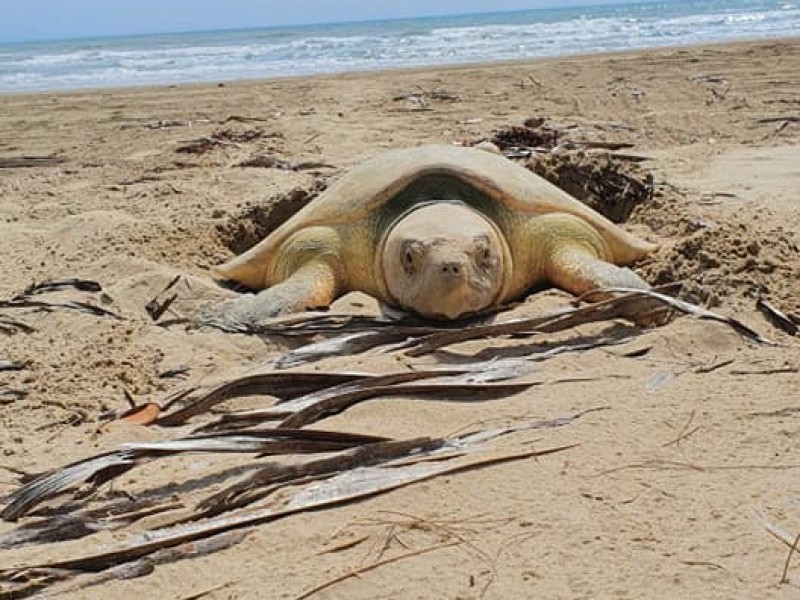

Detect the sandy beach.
xmin=1 ymin=38 xmax=799 ymax=599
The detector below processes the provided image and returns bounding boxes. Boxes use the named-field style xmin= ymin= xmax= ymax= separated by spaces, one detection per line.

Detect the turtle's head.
xmin=381 ymin=203 xmax=508 ymax=320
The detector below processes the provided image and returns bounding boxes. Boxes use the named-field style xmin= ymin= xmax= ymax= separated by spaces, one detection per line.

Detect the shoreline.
xmin=2 ymin=35 xmax=798 ymax=98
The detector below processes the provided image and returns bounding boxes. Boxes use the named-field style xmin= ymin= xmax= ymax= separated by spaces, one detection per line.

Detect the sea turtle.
xmin=211 ymin=144 xmax=656 ymax=326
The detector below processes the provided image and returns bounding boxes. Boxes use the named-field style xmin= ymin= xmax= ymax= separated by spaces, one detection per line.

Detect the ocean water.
xmin=0 ymin=0 xmax=797 ymax=92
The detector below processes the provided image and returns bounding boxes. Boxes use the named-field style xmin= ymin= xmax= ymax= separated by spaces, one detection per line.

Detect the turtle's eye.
xmin=402 ymin=242 xmax=421 ymax=275
xmin=474 ymin=238 xmax=494 ymax=269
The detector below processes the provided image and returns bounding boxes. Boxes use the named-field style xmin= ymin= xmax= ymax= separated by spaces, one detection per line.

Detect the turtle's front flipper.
xmin=547 ymin=244 xmax=649 ymax=300
xmin=547 ymin=244 xmax=667 ymax=326
xmin=203 ymin=261 xmax=339 ymax=331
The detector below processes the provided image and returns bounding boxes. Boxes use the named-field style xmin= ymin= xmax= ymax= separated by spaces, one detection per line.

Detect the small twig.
xmin=122 ymin=388 xmax=137 ymax=410
xmin=729 ymin=367 xmax=799 ymax=376
xmin=316 ymin=534 xmax=371 ymax=556
xmin=694 ymin=358 xmax=735 ymax=374
xmin=175 ymin=580 xmax=238 ymax=600
xmin=0 ymin=156 xmax=66 ymax=169
xmin=781 ymin=531 xmax=800 ymax=583
xmin=662 ymin=410 xmax=699 ymax=448
xmin=756 ymin=116 xmax=799 ymax=124
xmin=221 ymin=115 xmax=269 ymax=124
xmin=295 ymin=540 xmax=460 ymax=599
xmin=756 ymin=298 xmax=798 ymax=336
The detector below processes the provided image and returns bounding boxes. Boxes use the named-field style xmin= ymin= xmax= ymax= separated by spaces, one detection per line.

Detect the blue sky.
xmin=0 ymin=0 xmax=649 ymax=43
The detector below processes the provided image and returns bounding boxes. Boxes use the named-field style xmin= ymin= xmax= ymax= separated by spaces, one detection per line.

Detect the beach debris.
xmin=0 ymin=388 xmax=28 ymax=404
xmin=0 ymin=409 xmax=584 ymax=597
xmin=755 ymin=115 xmax=799 ymax=124
xmin=0 ymin=316 xmax=36 ymax=334
xmin=0 ymin=278 xmax=121 ymax=321
xmin=756 ymin=298 xmax=798 ymax=336
xmin=688 ymin=74 xmax=729 ymax=84
xmin=403 ymin=288 xmax=769 ymax=357
xmin=271 ymin=326 xmax=438 ymax=367
xmin=175 ymin=128 xmax=267 ymax=154
xmin=0 ymin=156 xmax=66 ymax=169
xmin=112 ymin=403 xmax=163 ymax=427
xmin=153 ymin=359 xmax=532 ymax=429
xmin=490 ymin=123 xmax=560 ymax=151
xmin=297 ymin=540 xmax=460 ymax=600
xmin=0 ymin=428 xmax=391 ymax=521
xmin=273 ymin=362 xmax=534 ymax=430
xmin=221 ymin=115 xmax=271 ymax=124
xmin=472 ymin=119 xmax=652 ymax=221
xmin=157 ymin=365 xmax=191 ymax=380
xmin=199 ymin=285 xmax=767 ymax=367
xmin=21 ymin=530 xmax=248 ymax=599
xmin=154 ymin=370 xmax=374 ymax=427
xmin=145 ymin=275 xmax=182 ymax=322
xmin=516 ymin=75 xmax=544 ymax=89
xmin=525 ymin=152 xmax=654 ymax=223
xmin=236 ymin=154 xmax=336 ymax=171
xmin=22 ymin=278 xmax=102 ymax=296
xmin=754 ymin=509 xmax=800 ymax=583
xmin=394 ymin=86 xmax=460 ymax=103
xmin=0 ymin=297 xmax=122 ymax=320
xmin=392 ymin=85 xmax=460 ymax=111
xmin=0 ymin=361 xmax=26 ymax=372
xmin=121 ymin=119 xmax=203 ymax=130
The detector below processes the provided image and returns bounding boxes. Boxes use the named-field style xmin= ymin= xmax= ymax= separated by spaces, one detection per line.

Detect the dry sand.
xmin=1 ymin=39 xmax=799 ymax=599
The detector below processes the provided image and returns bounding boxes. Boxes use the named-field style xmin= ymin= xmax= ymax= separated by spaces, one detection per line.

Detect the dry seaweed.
xmin=32 ymin=530 xmax=248 ymax=598
xmin=236 ymin=154 xmax=335 ymax=171
xmin=0 ymin=298 xmax=122 ymax=320
xmin=273 ymin=328 xmax=434 ymax=367
xmin=0 ymin=361 xmax=26 ymax=372
xmin=525 ymin=152 xmax=653 ymax=223
xmin=0 ymin=315 xmax=37 ymax=334
xmin=756 ymin=298 xmax=798 ymax=336
xmin=22 ymin=279 xmax=102 ymax=296
xmin=155 ymin=370 xmax=373 ymax=427
xmin=157 ymin=365 xmax=191 ymax=379
xmin=175 ymin=128 xmax=266 ymax=154
xmin=393 ymin=87 xmax=460 ymax=102
xmin=0 ymin=156 xmax=66 ymax=169
xmin=0 ymin=429 xmax=389 ymax=521
xmin=490 ymin=125 xmax=559 ymax=150
xmin=277 ymin=361 xmax=536 ymax=429
xmin=0 ymin=498 xmax=184 ymax=551
xmin=0 ymin=388 xmax=28 ymax=404
xmin=0 ymin=414 xmax=582 ymax=598
xmin=405 ymin=288 xmax=769 ymax=356
xmin=156 ymin=358 xmax=535 ymax=429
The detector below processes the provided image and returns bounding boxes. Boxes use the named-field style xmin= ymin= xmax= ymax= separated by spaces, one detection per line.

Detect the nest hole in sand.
xmin=215 ymin=181 xmax=328 ymax=255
